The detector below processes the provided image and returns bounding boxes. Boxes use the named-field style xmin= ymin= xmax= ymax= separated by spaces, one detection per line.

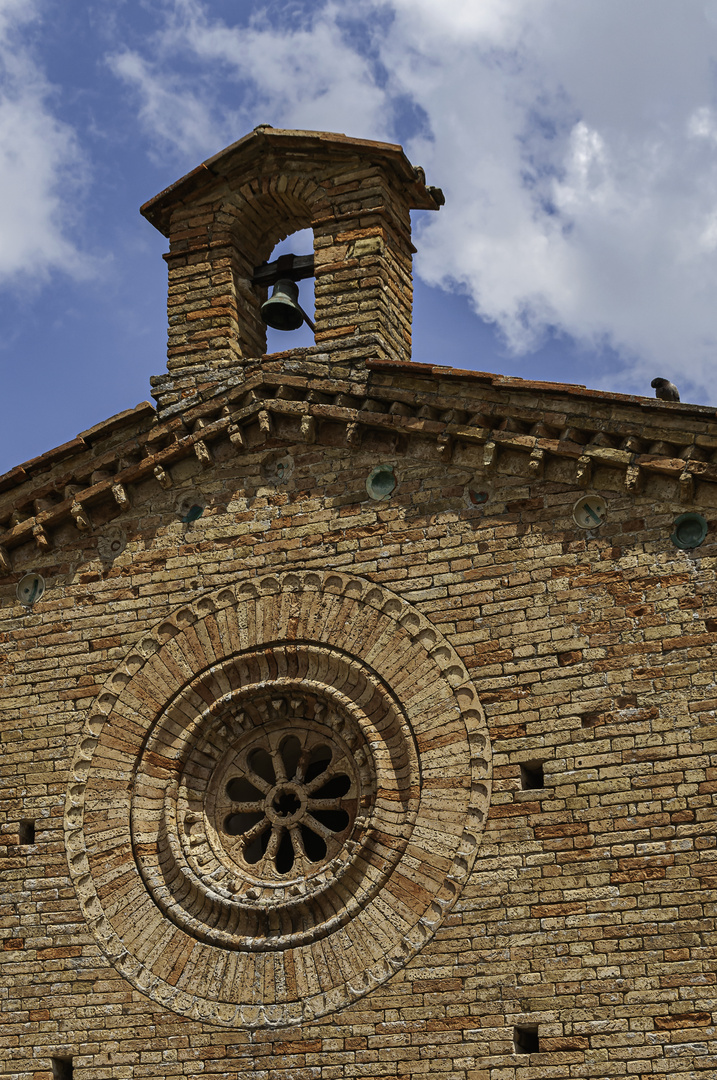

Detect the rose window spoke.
xmin=298 ymin=823 xmax=327 ymax=863
xmin=269 ymin=746 xmax=288 ymax=783
xmin=303 ymin=814 xmax=346 ymax=844
xmin=306 ymin=798 xmax=350 ymax=811
xmin=226 ymin=777 xmax=263 ymax=802
xmin=280 ymin=735 xmax=302 ymax=780
xmin=311 ymin=774 xmax=351 ymax=799
xmin=246 ymin=747 xmax=275 ymax=789
xmin=241 ymin=816 xmax=271 ymax=844
xmin=244 ymin=825 xmax=271 ymax=865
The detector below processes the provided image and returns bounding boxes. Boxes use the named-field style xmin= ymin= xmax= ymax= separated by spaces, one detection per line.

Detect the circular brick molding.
xmin=65 ymin=571 xmax=491 ymax=1028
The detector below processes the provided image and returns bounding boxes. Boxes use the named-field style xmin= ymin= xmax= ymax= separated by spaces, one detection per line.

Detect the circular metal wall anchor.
xmin=467 ymin=488 xmax=489 ymax=506
xmin=16 ymin=572 xmax=45 ymax=608
xmin=176 ymin=494 xmax=206 ymax=523
xmin=260 ymin=451 xmax=294 ymax=485
xmin=671 ymin=512 xmax=708 ymax=550
xmin=98 ymin=526 xmax=127 ymax=563
xmin=366 ymin=465 xmax=396 ymax=501
xmin=573 ymin=494 xmax=607 ymax=529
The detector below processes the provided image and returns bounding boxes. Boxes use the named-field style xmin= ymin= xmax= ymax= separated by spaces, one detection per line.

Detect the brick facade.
xmin=0 ymin=130 xmax=715 ymax=1080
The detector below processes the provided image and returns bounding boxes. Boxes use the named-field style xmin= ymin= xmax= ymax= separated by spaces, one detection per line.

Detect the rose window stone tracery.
xmin=134 ymin=656 xmax=417 ymax=951
xmin=208 ymin=711 xmax=365 ymax=881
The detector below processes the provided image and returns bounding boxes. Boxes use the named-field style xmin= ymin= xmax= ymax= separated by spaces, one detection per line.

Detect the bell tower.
xmin=141 ymin=126 xmax=443 ymax=414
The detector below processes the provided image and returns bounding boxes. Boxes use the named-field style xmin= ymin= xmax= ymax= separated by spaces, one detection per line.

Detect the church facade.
xmin=1 ymin=128 xmax=715 ymax=1080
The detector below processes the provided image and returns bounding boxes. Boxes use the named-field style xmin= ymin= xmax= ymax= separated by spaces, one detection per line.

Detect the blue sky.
xmin=3 ymin=0 xmax=717 ymax=471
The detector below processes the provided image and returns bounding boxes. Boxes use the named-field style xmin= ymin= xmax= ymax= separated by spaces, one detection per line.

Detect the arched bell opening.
xmin=229 ymin=190 xmax=315 ymax=358
xmin=260 ymin=228 xmax=315 ymax=354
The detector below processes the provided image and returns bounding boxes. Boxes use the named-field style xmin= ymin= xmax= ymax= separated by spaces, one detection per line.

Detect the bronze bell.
xmin=260 ymin=278 xmax=305 ymax=331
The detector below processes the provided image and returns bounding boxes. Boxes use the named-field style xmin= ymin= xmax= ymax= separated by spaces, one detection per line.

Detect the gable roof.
xmin=141 ymin=127 xmax=442 ymax=237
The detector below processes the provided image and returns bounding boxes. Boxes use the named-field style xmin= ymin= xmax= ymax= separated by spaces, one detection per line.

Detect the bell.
xmin=260 ymin=278 xmax=305 ymax=331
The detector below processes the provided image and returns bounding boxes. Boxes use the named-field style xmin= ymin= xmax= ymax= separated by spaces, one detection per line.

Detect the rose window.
xmin=211 ymin=720 xmax=360 ymax=878
xmin=68 ymin=575 xmax=490 ymax=1029
xmin=193 ymin=695 xmax=376 ymax=912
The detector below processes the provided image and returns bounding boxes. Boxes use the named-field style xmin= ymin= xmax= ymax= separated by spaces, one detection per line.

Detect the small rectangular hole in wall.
xmin=19 ymin=819 xmax=35 ymax=845
xmin=51 ymin=1057 xmax=73 ymax=1080
xmin=514 ymin=1025 xmax=539 ymax=1054
xmin=520 ymin=761 xmax=544 ymax=790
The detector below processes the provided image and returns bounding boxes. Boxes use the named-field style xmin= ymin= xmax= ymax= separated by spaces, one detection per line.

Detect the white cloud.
xmin=109 ymin=0 xmax=717 ymax=401
xmin=0 ymin=0 xmax=93 ymax=283
xmin=108 ymin=0 xmax=390 ymax=161
xmin=109 ymin=48 xmax=226 ymax=162
xmin=376 ymin=0 xmax=717 ymax=398
xmin=689 ymin=105 xmax=717 ymax=144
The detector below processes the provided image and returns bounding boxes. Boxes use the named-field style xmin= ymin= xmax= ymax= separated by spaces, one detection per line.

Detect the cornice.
xmin=1 ymin=363 xmax=715 ymax=575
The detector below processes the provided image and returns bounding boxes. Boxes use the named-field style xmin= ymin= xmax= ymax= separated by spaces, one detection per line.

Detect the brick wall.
xmin=1 ymin=360 xmax=715 ymax=1079
xmin=0 ymin=127 xmax=714 ymax=1079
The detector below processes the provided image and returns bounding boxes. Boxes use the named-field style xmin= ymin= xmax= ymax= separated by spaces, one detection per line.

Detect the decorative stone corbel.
xmin=32 ymin=523 xmax=51 ymax=550
xmin=299 ymin=415 xmax=316 ymax=443
xmin=153 ymin=465 xmax=172 ymax=489
xmin=679 ymin=469 xmax=694 ymax=504
xmin=258 ymin=410 xmax=272 ymax=438
xmin=346 ymin=421 xmax=362 ymax=447
xmin=528 ymin=448 xmax=545 ymax=479
xmin=483 ymin=441 xmax=497 ymax=470
xmin=576 ymin=455 xmax=592 ymax=488
xmin=111 ymin=483 xmax=130 ymax=510
xmin=436 ymin=433 xmax=453 ymax=463
xmin=194 ymin=439 xmax=212 ymax=468
xmin=71 ymin=502 xmax=92 ymax=530
xmin=624 ymin=464 xmax=642 ymax=493
xmin=0 ymin=545 xmax=11 ymax=574
xmin=228 ymin=424 xmax=245 ymax=449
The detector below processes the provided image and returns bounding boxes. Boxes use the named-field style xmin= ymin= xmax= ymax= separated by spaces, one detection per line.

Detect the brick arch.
xmin=227 ymin=188 xmax=313 ymax=268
